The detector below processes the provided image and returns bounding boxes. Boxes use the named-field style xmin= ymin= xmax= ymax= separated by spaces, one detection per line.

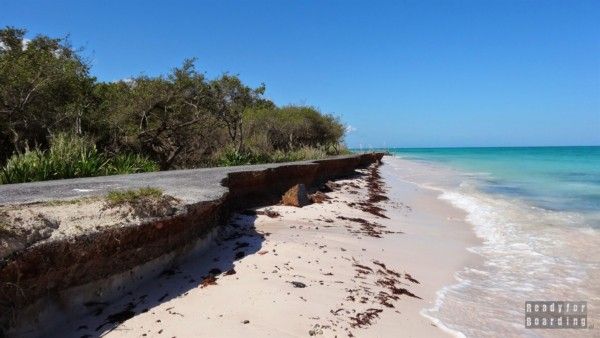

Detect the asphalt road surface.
xmin=0 ymin=155 xmax=360 ymax=205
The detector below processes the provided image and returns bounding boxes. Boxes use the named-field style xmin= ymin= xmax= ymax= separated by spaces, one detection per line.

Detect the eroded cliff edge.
xmin=0 ymin=153 xmax=383 ymax=333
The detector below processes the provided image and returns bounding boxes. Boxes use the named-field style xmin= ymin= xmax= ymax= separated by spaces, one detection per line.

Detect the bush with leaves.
xmin=0 ymin=134 xmax=158 ymax=184
xmin=0 ymin=26 xmax=349 ymax=182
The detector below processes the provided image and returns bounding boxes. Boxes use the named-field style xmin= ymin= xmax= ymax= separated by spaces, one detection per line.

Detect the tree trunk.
xmin=237 ymin=121 xmax=244 ymax=153
xmin=9 ymin=127 xmax=22 ymax=154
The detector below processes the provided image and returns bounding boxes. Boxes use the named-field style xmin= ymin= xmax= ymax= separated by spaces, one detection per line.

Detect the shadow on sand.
xmin=59 ymin=211 xmax=265 ymax=338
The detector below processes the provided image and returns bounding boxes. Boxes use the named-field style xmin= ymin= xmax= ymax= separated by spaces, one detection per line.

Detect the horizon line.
xmin=349 ymin=145 xmax=600 ymax=150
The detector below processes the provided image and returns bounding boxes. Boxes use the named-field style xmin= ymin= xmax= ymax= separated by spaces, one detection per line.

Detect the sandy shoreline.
xmin=40 ymin=157 xmax=479 ymax=337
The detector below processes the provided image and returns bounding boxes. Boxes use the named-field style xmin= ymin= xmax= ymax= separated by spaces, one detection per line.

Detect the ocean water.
xmin=386 ymin=147 xmax=600 ymax=337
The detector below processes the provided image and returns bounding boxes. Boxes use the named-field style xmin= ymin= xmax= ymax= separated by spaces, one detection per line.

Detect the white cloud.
xmin=0 ymin=38 xmax=30 ymax=51
xmin=345 ymin=124 xmax=357 ymax=133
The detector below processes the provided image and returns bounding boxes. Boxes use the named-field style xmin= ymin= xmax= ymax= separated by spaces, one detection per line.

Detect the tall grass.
xmin=216 ymin=146 xmax=338 ymax=166
xmin=269 ymin=147 xmax=328 ymax=163
xmin=104 ymin=153 xmax=160 ymax=175
xmin=0 ymin=149 xmax=50 ymax=184
xmin=47 ymin=134 xmax=109 ymax=178
xmin=0 ymin=134 xmax=158 ymax=184
xmin=216 ymin=148 xmax=269 ymax=166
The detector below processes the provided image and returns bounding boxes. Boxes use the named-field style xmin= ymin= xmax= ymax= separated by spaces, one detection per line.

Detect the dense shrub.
xmin=244 ymin=105 xmax=345 ymax=153
xmin=215 ymin=146 xmax=352 ymax=167
xmin=216 ymin=148 xmax=269 ymax=166
xmin=0 ymin=27 xmax=348 ymax=182
xmin=0 ymin=134 xmax=158 ymax=184
xmin=269 ymin=147 xmax=328 ymax=163
xmin=104 ymin=153 xmax=160 ymax=175
xmin=0 ymin=149 xmax=49 ymax=184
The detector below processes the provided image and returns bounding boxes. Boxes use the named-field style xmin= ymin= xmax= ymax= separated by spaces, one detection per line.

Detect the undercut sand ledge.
xmin=0 ymin=153 xmax=383 ymax=334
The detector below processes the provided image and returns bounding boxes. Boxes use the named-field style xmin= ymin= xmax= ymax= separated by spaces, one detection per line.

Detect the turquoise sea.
xmin=381 ymin=146 xmax=600 ymax=337
xmin=390 ymin=146 xmax=600 ymax=221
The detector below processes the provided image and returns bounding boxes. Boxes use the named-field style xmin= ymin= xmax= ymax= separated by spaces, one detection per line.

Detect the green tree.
xmin=210 ymin=74 xmax=267 ymax=152
xmin=0 ymin=27 xmax=94 ymax=156
xmin=245 ymin=105 xmax=345 ymax=152
xmin=0 ymin=26 xmax=349 ymax=176
xmin=97 ymin=59 xmax=216 ymax=169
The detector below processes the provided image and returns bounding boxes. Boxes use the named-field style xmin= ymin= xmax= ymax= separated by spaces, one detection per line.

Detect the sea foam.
xmin=385 ymin=154 xmax=600 ymax=337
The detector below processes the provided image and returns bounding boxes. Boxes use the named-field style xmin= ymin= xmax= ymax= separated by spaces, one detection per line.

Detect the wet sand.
xmin=47 ymin=158 xmax=479 ymax=337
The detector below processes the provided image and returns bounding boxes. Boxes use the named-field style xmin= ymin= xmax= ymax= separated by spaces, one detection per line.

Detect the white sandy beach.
xmin=47 ymin=157 xmax=481 ymax=337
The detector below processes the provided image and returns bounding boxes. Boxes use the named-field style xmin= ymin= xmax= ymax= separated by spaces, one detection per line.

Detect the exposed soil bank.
xmin=0 ymin=153 xmax=382 ymax=334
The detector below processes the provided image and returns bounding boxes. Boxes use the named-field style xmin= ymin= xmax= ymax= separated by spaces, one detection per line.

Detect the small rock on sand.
xmin=282 ymin=184 xmax=310 ymax=207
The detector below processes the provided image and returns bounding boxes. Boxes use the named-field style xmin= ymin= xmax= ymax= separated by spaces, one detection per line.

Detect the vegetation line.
xmin=0 ymin=27 xmax=349 ymax=184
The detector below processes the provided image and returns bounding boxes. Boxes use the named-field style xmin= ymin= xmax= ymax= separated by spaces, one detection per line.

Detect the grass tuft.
xmin=106 ymin=187 xmax=164 ymax=205
xmin=42 ymin=197 xmax=97 ymax=207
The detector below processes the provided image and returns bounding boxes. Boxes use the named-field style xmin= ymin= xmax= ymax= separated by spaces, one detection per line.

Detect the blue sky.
xmin=2 ymin=0 xmax=599 ymax=148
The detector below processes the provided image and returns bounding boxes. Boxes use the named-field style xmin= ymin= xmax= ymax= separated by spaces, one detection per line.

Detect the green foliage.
xmin=103 ymin=153 xmax=159 ymax=175
xmin=245 ymin=105 xmax=345 ymax=153
xmin=269 ymin=147 xmax=328 ymax=163
xmin=210 ymin=74 xmax=267 ymax=152
xmin=0 ymin=27 xmax=94 ymax=156
xmin=0 ymin=134 xmax=107 ymax=184
xmin=106 ymin=187 xmax=163 ymax=205
xmin=216 ymin=148 xmax=268 ymax=166
xmin=96 ymin=59 xmax=221 ymax=170
xmin=216 ymin=146 xmax=331 ymax=166
xmin=0 ymin=134 xmax=158 ymax=184
xmin=0 ymin=26 xmax=349 ymax=180
xmin=46 ymin=133 xmax=108 ymax=178
xmin=333 ymin=145 xmax=352 ymax=156
xmin=0 ymin=149 xmax=48 ymax=184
